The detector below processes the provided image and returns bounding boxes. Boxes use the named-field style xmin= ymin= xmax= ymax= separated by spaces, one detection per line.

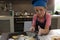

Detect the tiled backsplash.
xmin=13 ymin=3 xmax=34 ymax=13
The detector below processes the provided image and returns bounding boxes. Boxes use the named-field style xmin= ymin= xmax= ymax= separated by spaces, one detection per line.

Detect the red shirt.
xmin=32 ymin=13 xmax=51 ymax=28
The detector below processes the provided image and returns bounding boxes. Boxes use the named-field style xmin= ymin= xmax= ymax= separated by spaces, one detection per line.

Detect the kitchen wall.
xmin=12 ymin=0 xmax=54 ymax=13
xmin=0 ymin=0 xmax=54 ymax=15
xmin=0 ymin=1 xmax=11 ymax=16
xmin=47 ymin=0 xmax=54 ymax=11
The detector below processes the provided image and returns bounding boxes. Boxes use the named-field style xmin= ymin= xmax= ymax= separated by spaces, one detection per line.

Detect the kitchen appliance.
xmin=14 ymin=11 xmax=33 ymax=32
xmin=14 ymin=17 xmax=32 ymax=32
xmin=14 ymin=18 xmax=24 ymax=32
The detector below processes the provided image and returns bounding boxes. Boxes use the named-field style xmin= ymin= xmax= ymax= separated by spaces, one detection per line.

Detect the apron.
xmin=35 ymin=13 xmax=51 ymax=32
xmin=34 ymin=13 xmax=46 ymax=40
xmin=35 ymin=13 xmax=46 ymax=31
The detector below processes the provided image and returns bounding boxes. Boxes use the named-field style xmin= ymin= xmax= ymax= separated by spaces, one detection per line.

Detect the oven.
xmin=14 ymin=18 xmax=32 ymax=32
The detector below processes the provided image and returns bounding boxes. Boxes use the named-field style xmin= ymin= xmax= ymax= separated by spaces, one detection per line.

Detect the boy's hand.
xmin=30 ymin=27 xmax=35 ymax=32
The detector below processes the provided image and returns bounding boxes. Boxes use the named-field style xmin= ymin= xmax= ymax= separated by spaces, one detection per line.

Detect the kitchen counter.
xmin=52 ymin=15 xmax=60 ymax=18
xmin=0 ymin=15 xmax=60 ymax=20
xmin=0 ymin=16 xmax=13 ymax=20
xmin=14 ymin=15 xmax=60 ymax=18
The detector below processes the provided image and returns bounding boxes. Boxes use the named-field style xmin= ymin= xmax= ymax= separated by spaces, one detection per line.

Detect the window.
xmin=54 ymin=0 xmax=60 ymax=12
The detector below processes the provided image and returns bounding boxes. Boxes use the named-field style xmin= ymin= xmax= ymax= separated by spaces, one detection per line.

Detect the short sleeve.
xmin=32 ymin=14 xmax=37 ymax=27
xmin=45 ymin=13 xmax=51 ymax=27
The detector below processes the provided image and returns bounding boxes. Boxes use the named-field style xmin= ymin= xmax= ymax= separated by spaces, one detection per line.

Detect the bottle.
xmin=9 ymin=10 xmax=12 ymax=16
xmin=9 ymin=3 xmax=13 ymax=16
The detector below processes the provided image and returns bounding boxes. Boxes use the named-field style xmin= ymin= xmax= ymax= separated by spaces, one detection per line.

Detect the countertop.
xmin=52 ymin=15 xmax=60 ymax=18
xmin=0 ymin=15 xmax=60 ymax=20
xmin=14 ymin=15 xmax=60 ymax=18
xmin=0 ymin=16 xmax=13 ymax=20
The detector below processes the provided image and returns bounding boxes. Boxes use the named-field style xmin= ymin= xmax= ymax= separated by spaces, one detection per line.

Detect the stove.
xmin=14 ymin=16 xmax=32 ymax=32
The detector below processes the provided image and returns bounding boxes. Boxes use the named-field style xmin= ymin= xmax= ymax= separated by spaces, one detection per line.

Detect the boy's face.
xmin=34 ymin=6 xmax=46 ymax=17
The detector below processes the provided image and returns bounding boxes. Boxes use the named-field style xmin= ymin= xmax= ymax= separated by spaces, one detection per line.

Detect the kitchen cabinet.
xmin=0 ymin=16 xmax=14 ymax=33
xmin=0 ymin=20 xmax=10 ymax=32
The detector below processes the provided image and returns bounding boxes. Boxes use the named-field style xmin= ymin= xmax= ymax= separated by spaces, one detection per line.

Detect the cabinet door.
xmin=51 ymin=18 xmax=58 ymax=29
xmin=0 ymin=20 xmax=10 ymax=32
